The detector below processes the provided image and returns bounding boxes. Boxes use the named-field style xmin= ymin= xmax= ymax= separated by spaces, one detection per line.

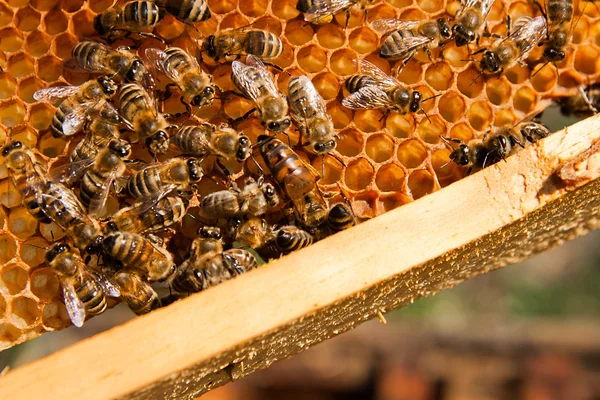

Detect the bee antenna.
xmin=439 ymin=135 xmax=457 ymax=150
xmin=569 ymin=0 xmax=588 ymax=37
xmin=470 ymin=70 xmax=485 ymax=86
xmin=440 ymin=160 xmax=453 ymax=169
xmin=422 ymin=93 xmax=441 ymax=103
xmin=25 ymin=243 xmax=48 ymax=250
xmin=249 ymin=154 xmax=265 ymax=176
xmin=532 ymin=61 xmax=550 ymax=77
xmin=420 ymin=108 xmax=433 ymax=123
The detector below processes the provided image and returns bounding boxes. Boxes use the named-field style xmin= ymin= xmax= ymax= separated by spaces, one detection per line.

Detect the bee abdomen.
xmin=127 ymin=168 xmax=162 ymax=198
xmin=345 ymin=75 xmax=377 ymax=93
xmin=380 ymin=30 xmax=416 ymax=59
xmin=547 ymin=0 xmax=573 ymax=23
xmin=79 ymin=170 xmax=106 ymax=208
xmin=72 ymin=41 xmax=105 ymax=70
xmin=103 ymin=232 xmax=150 ymax=267
xmin=276 ymin=226 xmax=313 ymax=254
xmin=328 ymin=203 xmax=355 ymax=232
xmin=165 ymin=0 xmax=211 ymax=23
xmin=173 ymin=126 xmax=209 ymax=155
xmin=77 ymin=281 xmax=107 ymax=316
xmin=199 ymin=191 xmax=239 ymax=218
xmin=223 ymin=249 xmax=257 ymax=276
xmin=246 ymin=31 xmax=284 ymax=59
xmin=119 ymin=83 xmax=148 ymax=121
xmin=124 ymin=1 xmax=162 ymax=27
xmin=172 ymin=267 xmax=205 ymax=293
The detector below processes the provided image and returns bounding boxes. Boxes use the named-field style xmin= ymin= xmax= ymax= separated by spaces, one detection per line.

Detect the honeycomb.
xmin=0 ymin=0 xmax=599 ymax=350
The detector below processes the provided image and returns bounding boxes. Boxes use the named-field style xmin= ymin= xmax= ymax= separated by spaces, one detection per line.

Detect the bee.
xmin=536 ymin=0 xmax=574 ymax=63
xmin=101 ymin=232 xmax=175 ymax=282
xmin=46 ymin=242 xmax=120 ymax=327
xmin=288 ymin=76 xmax=337 ymax=155
xmin=127 ymin=158 xmax=203 ymax=203
xmin=258 ymin=135 xmax=328 ymax=228
xmin=118 ymin=83 xmax=173 ymax=154
xmin=172 ymin=227 xmax=258 ymax=293
xmin=327 ymin=202 xmax=356 ymax=233
xmin=441 ymin=121 xmax=550 ymax=174
xmin=154 ymin=0 xmax=211 ymax=25
xmin=342 ymin=60 xmax=423 ymax=116
xmin=111 ymin=269 xmax=161 ymax=316
xmin=371 ymin=18 xmax=452 ymax=64
xmin=297 ymin=0 xmax=373 ymax=26
xmin=228 ymin=215 xmax=274 ymax=249
xmin=274 ymin=225 xmax=314 ymax=255
xmin=33 ymin=77 xmax=119 ymax=138
xmin=452 ymin=0 xmax=495 ymax=47
xmin=479 ymin=16 xmax=547 ymax=74
xmin=94 ymin=0 xmax=162 ymax=40
xmin=199 ymin=176 xmax=279 ymax=219
xmin=231 ymin=55 xmax=291 ymax=133
xmin=173 ymin=122 xmax=251 ymax=162
xmin=145 ymin=46 xmax=215 ymax=112
xmin=203 ymin=23 xmax=284 ymax=62
xmin=2 ymin=141 xmax=50 ymax=223
xmin=69 ymin=124 xmax=122 ymax=164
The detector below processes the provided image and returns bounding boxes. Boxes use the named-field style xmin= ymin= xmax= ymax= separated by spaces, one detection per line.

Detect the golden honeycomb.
xmin=0 ymin=0 xmax=599 ymax=350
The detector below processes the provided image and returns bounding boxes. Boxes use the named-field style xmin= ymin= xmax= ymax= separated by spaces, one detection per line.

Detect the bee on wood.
xmin=154 ymin=0 xmax=211 ymax=25
xmin=288 ymin=75 xmax=337 ymax=155
xmin=46 ymin=243 xmax=120 ymax=327
xmin=273 ymin=225 xmax=314 ymax=254
xmin=327 ymin=202 xmax=356 ymax=233
xmin=173 ymin=122 xmax=251 ymax=162
xmin=297 ymin=0 xmax=373 ymax=26
xmin=231 ymin=55 xmax=291 ymax=133
xmin=478 ymin=16 xmax=547 ymax=75
xmin=228 ymin=215 xmax=274 ymax=249
xmin=117 ymin=83 xmax=173 ymax=155
xmin=452 ymin=0 xmax=495 ymax=47
xmin=111 ymin=269 xmax=161 ymax=316
xmin=145 ymin=46 xmax=216 ymax=112
xmin=199 ymin=176 xmax=279 ymax=219
xmin=371 ymin=18 xmax=452 ymax=65
xmin=536 ymin=0 xmax=574 ymax=64
xmin=94 ymin=0 xmax=162 ymax=41
xmin=33 ymin=77 xmax=119 ymax=138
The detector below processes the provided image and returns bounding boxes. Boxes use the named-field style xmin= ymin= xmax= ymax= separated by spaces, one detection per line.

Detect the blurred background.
xmin=1 ymin=107 xmax=599 ymax=400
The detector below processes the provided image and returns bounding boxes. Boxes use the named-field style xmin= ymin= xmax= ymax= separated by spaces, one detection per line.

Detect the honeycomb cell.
xmin=2 ymin=265 xmax=28 ymax=295
xmin=0 ymin=73 xmax=17 ymax=100
xmin=0 ymin=99 xmax=27 ymax=127
xmin=61 ymin=0 xmax=84 ymax=12
xmin=379 ymin=193 xmax=412 ymax=213
xmin=20 ymin=238 xmax=49 ymax=268
xmin=396 ymin=59 xmax=423 ymax=85
xmin=15 ymin=7 xmax=41 ymax=32
xmin=30 ymin=268 xmax=60 ymax=300
xmin=223 ymin=97 xmax=254 ymax=120
xmin=42 ymin=300 xmax=70 ymax=330
xmin=8 ymin=53 xmax=35 ymax=79
xmin=348 ymin=27 xmax=378 ymax=54
xmin=574 ymin=47 xmax=600 ymax=75
xmin=457 ymin=67 xmax=484 ymax=98
xmin=0 ymin=3 xmax=13 ymax=27
xmin=8 ymin=207 xmax=39 ymax=240
xmin=0 ymin=233 xmax=17 ymax=264
xmin=36 ymin=55 xmax=63 ymax=82
xmin=505 ymin=64 xmax=529 ymax=84
xmin=366 ymin=134 xmax=394 ymax=163
xmin=344 ymin=158 xmax=374 ymax=191
xmin=38 ymin=131 xmax=67 ymax=158
xmin=297 ymin=45 xmax=327 ymax=73
xmin=336 ymin=128 xmax=363 ymax=157
xmin=438 ymin=92 xmax=465 ymax=123
xmin=388 ymin=0 xmax=413 ymax=8
xmin=417 ymin=0 xmax=444 ymax=12
xmin=312 ymin=72 xmax=340 ymax=100
xmin=315 ymin=23 xmax=344 ymax=49
xmin=155 ymin=15 xmax=186 ymax=41
xmin=220 ymin=12 xmax=250 ymax=29
xmin=0 ymin=27 xmax=25 ymax=53
xmin=530 ymin=64 xmax=558 ymax=93
xmin=333 ymin=6 xmax=366 ymax=29
xmin=25 ymin=31 xmax=52 ymax=57
xmin=39 ymin=222 xmax=65 ymax=243
xmin=28 ymin=103 xmax=54 ymax=130
xmin=0 ymin=207 xmax=5 ymax=227
xmin=508 ymin=0 xmax=535 ymax=18
xmin=432 ymin=148 xmax=461 ymax=184
xmin=285 ymin=18 xmax=315 ymax=46
xmin=11 ymin=296 xmax=39 ymax=328
xmin=448 ymin=122 xmax=473 ymax=142
xmin=407 ymin=169 xmax=434 ymax=200
xmin=12 ymin=125 xmax=39 ymax=149
xmin=467 ymin=101 xmax=493 ymax=131
xmin=330 ymin=49 xmax=358 ymax=76
xmin=271 ymin=0 xmax=300 ymax=20
xmin=443 ymin=42 xmax=469 ymax=69
xmin=31 ymin=0 xmax=59 ymax=11
xmin=385 ymin=114 xmax=415 ymax=139
xmin=375 ymin=163 xmax=405 ymax=192
xmin=354 ymin=109 xmax=385 ymax=133
xmin=18 ymin=77 xmax=44 ymax=103
xmin=43 ymin=10 xmax=69 ymax=35
xmin=417 ymin=85 xmax=436 ymax=113
xmin=486 ymin=76 xmax=512 ymax=105
xmin=0 ymin=323 xmax=21 ymax=345
xmin=239 ymin=0 xmax=267 ymax=17
xmin=417 ymin=115 xmax=445 ymax=144
xmin=208 ymin=0 xmax=237 ymax=13
xmin=52 ymin=32 xmax=78 ymax=60
xmin=397 ymin=139 xmax=427 ymax=168
xmin=0 ymin=180 xmax=22 ymax=208
xmin=71 ymin=9 xmax=96 ymax=38
xmin=327 ymin=101 xmax=353 ymax=129
xmin=6 ymin=0 xmax=28 ymax=8
xmin=494 ymin=109 xmax=517 ymax=127
xmin=572 ymin=15 xmax=589 ymax=45
xmin=425 ymin=62 xmax=453 ymax=91
xmin=311 ymin=155 xmax=343 ymax=185
xmin=513 ymin=86 xmax=538 ymax=114
xmin=88 ymin=0 xmax=112 ymax=12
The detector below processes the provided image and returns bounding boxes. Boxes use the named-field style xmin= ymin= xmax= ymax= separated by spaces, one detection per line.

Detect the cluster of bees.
xmin=1 ymin=0 xmax=592 ymax=327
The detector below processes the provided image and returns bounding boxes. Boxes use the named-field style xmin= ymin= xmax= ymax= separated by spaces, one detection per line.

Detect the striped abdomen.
xmin=127 ymin=165 xmax=163 ymax=199
xmin=288 ymin=77 xmax=319 ymax=119
xmin=118 ymin=83 xmax=150 ymax=123
xmin=231 ymin=64 xmax=269 ymax=98
xmin=345 ymin=75 xmax=377 ymax=94
xmin=115 ymin=196 xmax=189 ymax=233
xmin=244 ymin=30 xmax=283 ymax=59
xmin=80 ymin=170 xmax=110 ymax=208
xmin=122 ymin=1 xmax=162 ymax=28
xmin=11 ymin=161 xmax=50 ymax=223
xmin=112 ymin=271 xmax=160 ymax=315
xmin=276 ymin=226 xmax=313 ymax=254
xmin=41 ymin=182 xmax=87 ymax=230
xmin=173 ymin=125 xmax=211 ymax=156
xmin=547 ymin=0 xmax=573 ymax=25
xmin=162 ymin=47 xmax=194 ymax=76
xmin=328 ymin=203 xmax=355 ymax=232
xmin=159 ymin=0 xmax=211 ymax=23
xmin=223 ymin=249 xmax=257 ymax=276
xmin=76 ymin=275 xmax=107 ymax=316
xmin=71 ymin=41 xmax=109 ymax=72
xmin=381 ymin=30 xmax=419 ymax=59
xmin=172 ymin=254 xmax=231 ymax=293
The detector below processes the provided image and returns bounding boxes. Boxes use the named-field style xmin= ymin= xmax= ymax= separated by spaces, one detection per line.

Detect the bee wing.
xmin=383 ymin=35 xmax=432 ymax=60
xmin=33 ymin=86 xmax=80 ymax=103
xmin=245 ymin=55 xmax=279 ymax=94
xmin=370 ymin=18 xmax=421 ymax=33
xmin=145 ymin=48 xmax=182 ymax=84
xmin=88 ymin=169 xmax=119 ymax=218
xmin=88 ymin=269 xmax=121 ymax=298
xmin=342 ymin=85 xmax=394 ymax=109
xmin=232 ymin=56 xmax=279 ymax=101
xmin=283 ymin=173 xmax=316 ymax=202
xmin=305 ymin=0 xmax=351 ymax=22
xmin=508 ymin=16 xmax=547 ymax=57
xmin=129 ymin=184 xmax=179 ymax=216
xmin=290 ymin=76 xmax=328 ymax=122
xmin=459 ymin=0 xmax=495 ymax=19
xmin=62 ymin=282 xmax=86 ymax=328
xmin=354 ymin=59 xmax=399 ymax=88
xmin=62 ymin=101 xmax=100 ymax=136
xmin=50 ymin=158 xmax=95 ymax=184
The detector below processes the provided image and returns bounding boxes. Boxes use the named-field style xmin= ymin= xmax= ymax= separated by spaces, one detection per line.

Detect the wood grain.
xmin=1 ymin=115 xmax=600 ymax=400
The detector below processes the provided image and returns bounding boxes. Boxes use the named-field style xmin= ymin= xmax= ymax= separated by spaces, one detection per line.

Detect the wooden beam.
xmin=1 ymin=115 xmax=600 ymax=399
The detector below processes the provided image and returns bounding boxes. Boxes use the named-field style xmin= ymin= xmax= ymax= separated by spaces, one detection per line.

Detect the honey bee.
xmin=118 ymin=83 xmax=173 ymax=154
xmin=94 ymin=0 xmax=162 ymax=40
xmin=172 ymin=227 xmax=258 ymax=293
xmin=101 ymin=232 xmax=175 ymax=282
xmin=342 ymin=60 xmax=423 ymax=116
xmin=452 ymin=0 xmax=495 ymax=47
xmin=327 ymin=202 xmax=356 ymax=233
xmin=298 ymin=0 xmax=373 ymax=26
xmin=536 ymin=0 xmax=574 ymax=64
xmin=69 ymin=125 xmax=122 ymax=164
xmin=46 ymin=243 xmax=120 ymax=327
xmin=33 ymin=77 xmax=119 ymax=138
xmin=2 ymin=141 xmax=50 ymax=223
xmin=231 ymin=55 xmax=291 ymax=133
xmin=274 ymin=225 xmax=314 ymax=254
xmin=127 ymin=158 xmax=203 ymax=203
xmin=258 ymin=135 xmax=328 ymax=228
xmin=441 ymin=121 xmax=550 ymax=174
xmin=145 ymin=46 xmax=215 ymax=111
xmin=203 ymin=23 xmax=284 ymax=62
xmin=228 ymin=215 xmax=274 ymax=249
xmin=371 ymin=18 xmax=452 ymax=64
xmin=479 ymin=16 xmax=547 ymax=75
xmin=154 ymin=0 xmax=211 ymax=24
xmin=111 ymin=269 xmax=161 ymax=316
xmin=173 ymin=122 xmax=251 ymax=162
xmin=199 ymin=176 xmax=279 ymax=219
xmin=288 ymin=75 xmax=337 ymax=155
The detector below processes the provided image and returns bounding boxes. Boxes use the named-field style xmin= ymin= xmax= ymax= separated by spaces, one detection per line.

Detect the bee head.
xmin=192 ymin=86 xmax=215 ymax=107
xmin=437 ymin=19 xmax=452 ymax=39
xmin=452 ymin=25 xmax=475 ymax=47
xmin=198 ymin=226 xmax=222 ymax=240
xmin=236 ymin=135 xmax=251 ymax=162
xmin=186 ymin=159 xmax=202 ymax=182
xmin=480 ymin=51 xmax=501 ymax=73
xmin=108 ymin=140 xmax=131 ymax=158
xmin=313 ymin=140 xmax=336 ymax=154
xmin=262 ymin=183 xmax=279 ymax=207
xmin=97 ymin=76 xmax=117 ymax=95
xmin=450 ymin=144 xmax=470 ymax=166
xmin=490 ymin=135 xmax=509 ymax=158
xmin=2 ymin=140 xmax=22 ymax=158
xmin=85 ymin=235 xmax=105 ymax=254
xmin=45 ymin=243 xmax=71 ymax=263
xmin=205 ymin=35 xmax=217 ymax=59
xmin=146 ymin=131 xmax=169 ymax=154
xmin=409 ymin=91 xmax=422 ymax=113
xmin=543 ymin=47 xmax=565 ymax=62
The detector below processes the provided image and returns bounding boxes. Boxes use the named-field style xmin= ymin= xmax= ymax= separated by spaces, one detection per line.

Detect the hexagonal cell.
xmin=311 ymin=155 xmax=344 ymax=185
xmin=0 ymin=207 xmax=5 ymax=228
xmin=52 ymin=32 xmax=78 ymax=61
xmin=39 ymin=222 xmax=66 ymax=243
xmin=0 ymin=99 xmax=27 ymax=127
xmin=18 ymin=76 xmax=45 ymax=103
xmin=11 ymin=296 xmax=39 ymax=329
xmin=6 ymin=0 xmax=29 ymax=7
xmin=442 ymin=42 xmax=469 ymax=68
xmin=43 ymin=10 xmax=69 ymax=35
xmin=417 ymin=115 xmax=445 ymax=144
xmin=348 ymin=27 xmax=378 ymax=54
xmin=366 ymin=134 xmax=394 ymax=163
xmin=2 ymin=265 xmax=29 ymax=295
xmin=367 ymin=2 xmax=398 ymax=21
xmin=36 ymin=55 xmax=63 ymax=82
xmin=7 ymin=52 xmax=35 ymax=79
xmin=505 ymin=64 xmax=530 ymax=84
xmin=416 ymin=85 xmax=436 ymax=113
xmin=8 ymin=206 xmax=39 ymax=240
xmin=416 ymin=0 xmax=444 ymax=12
xmin=468 ymin=101 xmax=493 ymax=131
xmin=223 ymin=97 xmax=254 ymax=120
xmin=397 ymin=139 xmax=428 ymax=168
xmin=39 ymin=131 xmax=67 ymax=158
xmin=327 ymin=101 xmax=353 ymax=129
xmin=375 ymin=163 xmax=405 ymax=192
xmin=508 ymin=0 xmax=535 ymax=18
xmin=333 ymin=5 xmax=367 ymax=29
xmin=31 ymin=0 xmax=59 ymax=11
xmin=396 ymin=59 xmax=423 ymax=85
xmin=425 ymin=62 xmax=453 ymax=91
xmin=155 ymin=15 xmax=187 ymax=41
xmin=30 ymin=267 xmax=60 ymax=300
xmin=574 ymin=47 xmax=600 ymax=75
xmin=0 ymin=323 xmax=22 ymax=345
xmin=42 ymin=300 xmax=71 ymax=330
xmin=494 ymin=109 xmax=517 ymax=127
xmin=438 ymin=92 xmax=465 ymax=123
xmin=379 ymin=193 xmax=412 ymax=213
xmin=285 ymin=18 xmax=315 ymax=46
xmin=219 ymin=12 xmax=250 ymax=30
xmin=0 ymin=3 xmax=14 ymax=27
xmin=20 ymin=237 xmax=49 ymax=268
xmin=316 ymin=23 xmax=344 ymax=49
xmin=486 ymin=76 xmax=512 ymax=105
xmin=330 ymin=49 xmax=358 ymax=76
xmin=209 ymin=0 xmax=237 ymax=13
xmin=0 ymin=73 xmax=17 ymax=100
xmin=312 ymin=72 xmax=340 ymax=100
xmin=239 ymin=0 xmax=267 ymax=16
xmin=0 ymin=233 xmax=17 ymax=265
xmin=407 ymin=169 xmax=434 ymax=200
xmin=0 ymin=180 xmax=22 ymax=208
xmin=388 ymin=0 xmax=413 ymax=8
xmin=71 ymin=9 xmax=97 ymax=38
xmin=12 ymin=125 xmax=39 ymax=148
xmin=457 ymin=67 xmax=484 ymax=98
xmin=354 ymin=109 xmax=385 ymax=133
xmin=572 ymin=16 xmax=589 ymax=45
xmin=449 ymin=122 xmax=474 ymax=142
xmin=28 ymin=102 xmax=55 ymax=130
xmin=530 ymin=64 xmax=558 ymax=93
xmin=0 ymin=27 xmax=25 ymax=53
xmin=513 ymin=86 xmax=538 ymax=114
xmin=297 ymin=45 xmax=327 ymax=73
xmin=385 ymin=113 xmax=415 ymax=139
xmin=15 ymin=6 xmax=41 ymax=32
xmin=61 ymin=0 xmax=85 ymax=12
xmin=336 ymin=128 xmax=363 ymax=157
xmin=344 ymin=158 xmax=374 ymax=191
xmin=271 ymin=0 xmax=300 ymax=19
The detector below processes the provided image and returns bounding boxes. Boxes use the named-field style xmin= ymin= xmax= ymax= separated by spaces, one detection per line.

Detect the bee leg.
xmin=378 ymin=109 xmax=390 ymax=122
xmin=215 ymin=159 xmax=233 ymax=185
xmin=261 ymin=62 xmax=284 ymax=73
xmin=179 ymin=97 xmax=192 ymax=115
xmin=425 ymin=48 xmax=434 ymax=63
xmin=158 ymin=84 xmax=178 ymax=102
xmin=509 ymin=135 xmax=525 ymax=148
xmin=230 ymin=108 xmax=256 ymax=126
